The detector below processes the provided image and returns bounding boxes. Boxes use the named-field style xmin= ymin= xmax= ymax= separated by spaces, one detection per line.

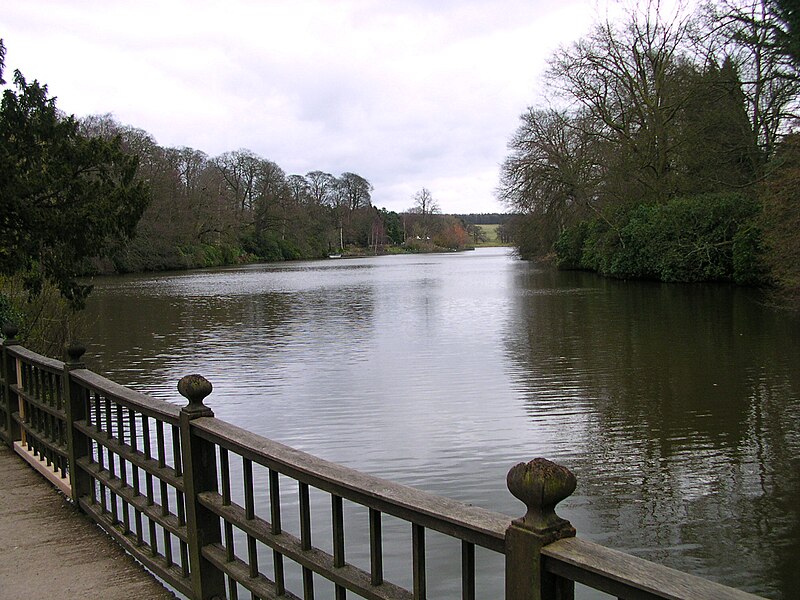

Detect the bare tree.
xmin=286 ymin=174 xmax=309 ymax=205
xmin=338 ymin=172 xmax=373 ymax=212
xmin=408 ymin=188 xmax=441 ymax=240
xmin=253 ymin=159 xmax=287 ymax=234
xmin=165 ymin=146 xmax=208 ymax=198
xmin=702 ymin=0 xmax=800 ymax=160
xmin=305 ymin=170 xmax=337 ymax=206
xmin=212 ymin=149 xmax=262 ymax=214
xmin=498 ymin=109 xmax=599 ymax=230
xmin=547 ymin=0 xmax=695 ymax=203
xmin=412 ymin=187 xmax=440 ymax=216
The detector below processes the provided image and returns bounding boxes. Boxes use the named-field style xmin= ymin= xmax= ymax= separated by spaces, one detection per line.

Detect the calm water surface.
xmin=83 ymin=247 xmax=800 ymax=599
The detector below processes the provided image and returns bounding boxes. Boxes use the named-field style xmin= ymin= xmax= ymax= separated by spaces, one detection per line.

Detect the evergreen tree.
xmin=0 ymin=40 xmax=150 ymax=308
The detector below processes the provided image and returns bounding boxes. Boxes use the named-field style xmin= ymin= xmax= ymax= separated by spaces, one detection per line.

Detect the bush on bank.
xmin=554 ymin=193 xmax=767 ymax=285
xmin=0 ymin=276 xmax=86 ymax=357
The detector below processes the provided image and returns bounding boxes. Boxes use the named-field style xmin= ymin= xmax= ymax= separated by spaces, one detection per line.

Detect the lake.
xmin=82 ymin=247 xmax=800 ymax=599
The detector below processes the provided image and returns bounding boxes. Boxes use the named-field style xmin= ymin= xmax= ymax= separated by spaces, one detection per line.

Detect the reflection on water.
xmin=505 ymin=267 xmax=800 ymax=598
xmin=83 ymin=248 xmax=799 ymax=599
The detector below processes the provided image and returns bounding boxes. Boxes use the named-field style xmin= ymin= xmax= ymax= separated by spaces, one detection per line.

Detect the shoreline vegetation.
xmin=85 ymin=212 xmax=510 ymax=275
xmin=497 ymin=1 xmax=800 ymax=309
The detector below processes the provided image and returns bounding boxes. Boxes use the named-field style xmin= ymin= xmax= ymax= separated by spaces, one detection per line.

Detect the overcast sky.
xmin=3 ymin=1 xmax=618 ymax=214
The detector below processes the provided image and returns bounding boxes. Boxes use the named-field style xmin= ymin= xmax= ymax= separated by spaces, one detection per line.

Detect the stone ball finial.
xmin=178 ymin=374 xmax=213 ymax=415
xmin=507 ymin=458 xmax=577 ymax=534
xmin=66 ymin=342 xmax=86 ymax=365
xmin=2 ymin=322 xmax=19 ymax=342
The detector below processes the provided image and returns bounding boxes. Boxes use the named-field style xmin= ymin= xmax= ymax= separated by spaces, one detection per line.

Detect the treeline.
xmin=78 ymin=116 xmax=482 ymax=273
xmin=498 ymin=0 xmax=800 ymax=304
xmin=79 ymin=115 xmax=386 ymax=271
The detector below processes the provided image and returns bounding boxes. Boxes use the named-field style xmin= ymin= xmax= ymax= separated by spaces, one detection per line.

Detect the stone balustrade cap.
xmin=507 ymin=457 xmax=577 ymax=536
xmin=178 ymin=374 xmax=214 ymax=416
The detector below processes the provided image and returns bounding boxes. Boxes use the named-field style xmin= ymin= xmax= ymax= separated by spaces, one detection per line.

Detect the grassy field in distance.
xmin=475 ymin=223 xmax=506 ymax=247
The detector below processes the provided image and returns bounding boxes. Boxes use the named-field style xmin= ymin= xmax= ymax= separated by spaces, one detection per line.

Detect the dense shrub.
xmin=198 ymin=243 xmax=243 ymax=267
xmin=241 ymin=230 xmax=310 ymax=262
xmin=759 ymin=135 xmax=800 ymax=306
xmin=0 ymin=276 xmax=86 ymax=357
xmin=732 ymin=226 xmax=768 ymax=285
xmin=241 ymin=230 xmax=284 ymax=262
xmin=554 ymin=220 xmax=589 ymax=269
xmin=555 ymin=193 xmax=766 ymax=284
xmin=278 ymin=238 xmax=302 ymax=261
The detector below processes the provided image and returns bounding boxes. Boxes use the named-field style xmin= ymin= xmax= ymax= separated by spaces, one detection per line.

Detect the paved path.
xmin=0 ymin=445 xmax=176 ymax=599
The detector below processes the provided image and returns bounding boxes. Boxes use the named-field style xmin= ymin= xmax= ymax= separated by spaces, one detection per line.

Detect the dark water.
xmin=82 ymin=247 xmax=800 ymax=599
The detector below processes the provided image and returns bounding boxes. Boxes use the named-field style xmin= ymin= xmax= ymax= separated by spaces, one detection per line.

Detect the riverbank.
xmin=90 ymin=241 xmax=484 ymax=273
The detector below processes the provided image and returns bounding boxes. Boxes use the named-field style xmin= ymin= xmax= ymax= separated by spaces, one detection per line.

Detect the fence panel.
xmin=186 ymin=404 xmax=509 ymax=600
xmin=69 ymin=368 xmax=192 ymax=597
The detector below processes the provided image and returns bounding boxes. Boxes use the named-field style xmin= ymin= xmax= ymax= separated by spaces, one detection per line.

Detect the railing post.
xmin=179 ymin=374 xmax=226 ymax=600
xmin=63 ymin=342 xmax=92 ymax=503
xmin=1 ymin=323 xmax=20 ymax=448
xmin=505 ymin=458 xmax=577 ymax=600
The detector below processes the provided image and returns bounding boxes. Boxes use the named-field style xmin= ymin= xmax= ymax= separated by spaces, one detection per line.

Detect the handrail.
xmin=6 ymin=344 xmax=64 ymax=373
xmin=542 ymin=537 xmax=760 ymax=600
xmin=193 ymin=415 xmax=510 ymax=552
xmin=70 ymin=368 xmax=181 ymax=423
xmin=0 ymin=332 xmax=767 ymax=600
